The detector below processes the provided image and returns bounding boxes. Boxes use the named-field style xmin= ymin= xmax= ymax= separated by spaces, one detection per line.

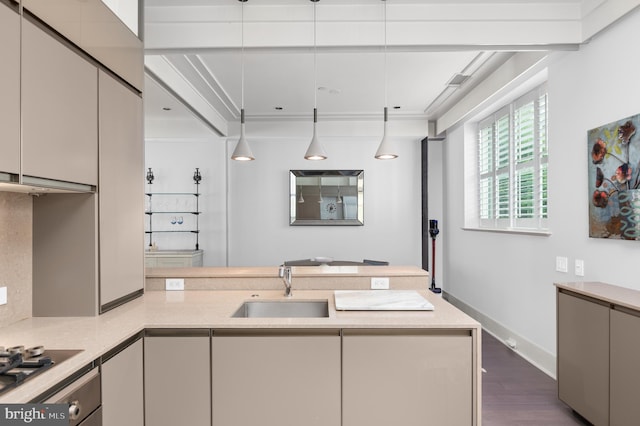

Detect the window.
xmin=475 ymin=83 xmax=548 ymax=231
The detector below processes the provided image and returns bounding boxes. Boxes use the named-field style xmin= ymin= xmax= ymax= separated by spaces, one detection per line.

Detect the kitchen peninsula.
xmin=1 ymin=266 xmax=481 ymax=426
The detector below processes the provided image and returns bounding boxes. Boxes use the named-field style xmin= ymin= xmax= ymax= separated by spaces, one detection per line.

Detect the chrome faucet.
xmin=279 ymin=265 xmax=293 ymax=297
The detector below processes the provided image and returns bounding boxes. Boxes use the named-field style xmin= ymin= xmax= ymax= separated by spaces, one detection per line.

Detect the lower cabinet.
xmin=610 ymin=308 xmax=640 ymax=426
xmin=144 ymin=330 xmax=211 ymax=426
xmin=342 ymin=329 xmax=473 ymax=426
xmin=135 ymin=327 xmax=476 ymax=426
xmin=211 ymin=330 xmax=341 ymax=426
xmin=557 ymin=291 xmax=610 ymax=426
xmin=101 ymin=335 xmax=144 ymax=426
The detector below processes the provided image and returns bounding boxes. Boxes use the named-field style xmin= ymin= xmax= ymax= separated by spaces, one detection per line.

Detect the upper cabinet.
xmin=22 ymin=0 xmax=143 ymax=91
xmin=21 ymin=17 xmax=98 ymax=187
xmin=98 ymin=70 xmax=144 ymax=309
xmin=0 ymin=2 xmax=20 ymax=176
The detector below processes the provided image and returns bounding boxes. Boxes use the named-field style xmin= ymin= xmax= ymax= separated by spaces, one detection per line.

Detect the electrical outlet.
xmin=575 ymin=259 xmax=585 ymax=277
xmin=371 ymin=277 xmax=390 ymax=290
xmin=0 ymin=287 xmax=7 ymax=305
xmin=555 ymin=256 xmax=568 ymax=273
xmin=165 ymin=278 xmax=185 ymax=291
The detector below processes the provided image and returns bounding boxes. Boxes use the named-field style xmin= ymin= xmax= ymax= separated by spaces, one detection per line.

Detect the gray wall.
xmin=443 ymin=7 xmax=640 ymax=375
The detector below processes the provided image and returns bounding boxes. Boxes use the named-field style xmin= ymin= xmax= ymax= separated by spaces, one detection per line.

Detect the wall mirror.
xmin=290 ymin=170 xmax=364 ymax=226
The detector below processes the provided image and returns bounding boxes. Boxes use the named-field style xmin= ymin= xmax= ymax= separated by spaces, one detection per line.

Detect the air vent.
xmin=446 ymin=73 xmax=471 ymax=87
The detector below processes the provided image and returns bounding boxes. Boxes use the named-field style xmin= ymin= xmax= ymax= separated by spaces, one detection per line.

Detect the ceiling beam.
xmin=145 ymin=2 xmax=584 ymax=51
xmin=145 ymin=56 xmax=229 ymax=136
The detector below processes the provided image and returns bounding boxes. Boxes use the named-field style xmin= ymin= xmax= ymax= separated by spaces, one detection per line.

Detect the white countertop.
xmin=145 ymin=265 xmax=429 ymax=278
xmin=0 ymin=289 xmax=478 ymax=403
xmin=334 ymin=290 xmax=434 ymax=311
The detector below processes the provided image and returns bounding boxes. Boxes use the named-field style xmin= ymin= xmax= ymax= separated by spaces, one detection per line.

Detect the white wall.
xmin=145 ymin=138 xmax=227 ymax=266
xmin=443 ymin=7 xmax=640 ymax=376
xmin=228 ymin=130 xmax=422 ymax=267
xmin=146 ymin=119 xmax=425 ymax=267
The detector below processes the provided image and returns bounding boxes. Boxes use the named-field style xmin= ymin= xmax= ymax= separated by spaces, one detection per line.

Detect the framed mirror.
xmin=290 ymin=170 xmax=364 ymax=226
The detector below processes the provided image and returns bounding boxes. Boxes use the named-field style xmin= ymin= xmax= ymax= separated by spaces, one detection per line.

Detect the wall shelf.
xmin=145 ymin=168 xmax=202 ymax=250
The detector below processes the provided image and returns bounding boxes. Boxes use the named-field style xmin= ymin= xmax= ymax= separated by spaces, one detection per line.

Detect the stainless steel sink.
xmin=232 ymin=300 xmax=329 ymax=318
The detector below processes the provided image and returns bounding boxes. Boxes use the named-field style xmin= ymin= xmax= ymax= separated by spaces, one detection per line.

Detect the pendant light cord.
xmin=313 ymin=0 xmax=317 ymax=114
xmin=241 ymin=1 xmax=245 ymax=113
xmin=383 ymin=0 xmax=387 ymax=114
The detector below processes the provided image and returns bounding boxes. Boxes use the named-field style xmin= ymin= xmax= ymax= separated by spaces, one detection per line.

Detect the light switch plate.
xmin=165 ymin=278 xmax=185 ymax=291
xmin=0 ymin=287 xmax=7 ymax=305
xmin=371 ymin=277 xmax=390 ymax=290
xmin=575 ymin=259 xmax=585 ymax=277
xmin=556 ymin=256 xmax=568 ymax=273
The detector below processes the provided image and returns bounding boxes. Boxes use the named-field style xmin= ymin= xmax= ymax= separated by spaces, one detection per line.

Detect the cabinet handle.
xmin=68 ymin=400 xmax=81 ymax=420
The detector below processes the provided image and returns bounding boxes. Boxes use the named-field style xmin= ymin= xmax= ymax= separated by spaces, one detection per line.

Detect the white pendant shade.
xmin=376 ymin=108 xmax=398 ymax=160
xmin=231 ymin=112 xmax=254 ymax=161
xmin=375 ymin=107 xmax=398 ymax=159
xmin=305 ymin=109 xmax=327 ymax=160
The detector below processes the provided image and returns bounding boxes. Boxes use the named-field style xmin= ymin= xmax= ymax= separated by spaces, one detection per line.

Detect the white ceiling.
xmin=143 ymin=0 xmax=604 ymax=137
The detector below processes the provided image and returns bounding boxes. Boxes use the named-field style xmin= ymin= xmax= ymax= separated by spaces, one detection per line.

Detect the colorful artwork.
xmin=589 ymin=113 xmax=640 ymax=239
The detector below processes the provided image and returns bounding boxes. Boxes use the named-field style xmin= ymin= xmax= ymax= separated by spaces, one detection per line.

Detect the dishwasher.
xmin=45 ymin=367 xmax=101 ymax=426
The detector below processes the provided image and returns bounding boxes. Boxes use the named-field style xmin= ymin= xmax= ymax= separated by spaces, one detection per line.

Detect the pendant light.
xmin=375 ymin=0 xmax=398 ymax=160
xmin=231 ymin=0 xmax=255 ymax=161
xmin=304 ymin=0 xmax=327 ymax=160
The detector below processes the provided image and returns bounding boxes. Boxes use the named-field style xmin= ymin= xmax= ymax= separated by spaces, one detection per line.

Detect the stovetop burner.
xmin=0 ymin=346 xmax=82 ymax=396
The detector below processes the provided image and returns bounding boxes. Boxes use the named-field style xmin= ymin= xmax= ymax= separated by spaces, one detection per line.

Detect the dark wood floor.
xmin=482 ymin=331 xmax=591 ymax=426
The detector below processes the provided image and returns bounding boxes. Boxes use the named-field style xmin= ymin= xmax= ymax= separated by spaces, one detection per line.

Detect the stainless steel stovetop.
xmin=0 ymin=346 xmax=82 ymax=396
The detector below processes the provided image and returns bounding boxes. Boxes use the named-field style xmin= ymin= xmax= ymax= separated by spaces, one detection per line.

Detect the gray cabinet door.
xmin=32 ymin=194 xmax=98 ymax=317
xmin=98 ymin=70 xmax=143 ymax=308
xmin=610 ymin=309 xmax=640 ymax=426
xmin=212 ymin=330 xmax=341 ymax=426
xmin=342 ymin=330 xmax=473 ymax=426
xmin=145 ymin=333 xmax=211 ymax=426
xmin=557 ymin=291 xmax=610 ymax=426
xmin=102 ymin=338 xmax=144 ymax=426
xmin=22 ymin=18 xmax=98 ymax=186
xmin=0 ymin=3 xmax=20 ymax=175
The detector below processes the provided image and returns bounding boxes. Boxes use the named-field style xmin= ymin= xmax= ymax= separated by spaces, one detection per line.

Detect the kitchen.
xmin=2 ymin=0 xmax=640 ymax=425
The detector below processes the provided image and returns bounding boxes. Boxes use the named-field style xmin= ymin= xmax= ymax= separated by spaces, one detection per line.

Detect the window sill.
xmin=462 ymin=227 xmax=552 ymax=237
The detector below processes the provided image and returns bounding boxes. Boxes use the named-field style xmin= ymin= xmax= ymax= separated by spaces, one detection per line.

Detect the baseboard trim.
xmin=443 ymin=291 xmax=557 ymax=379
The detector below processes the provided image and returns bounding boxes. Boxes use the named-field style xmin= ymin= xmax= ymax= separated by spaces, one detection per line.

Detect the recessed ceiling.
xmin=143 ymin=0 xmax=588 ymax=136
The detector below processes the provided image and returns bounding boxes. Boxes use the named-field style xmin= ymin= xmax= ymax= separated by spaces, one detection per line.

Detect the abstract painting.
xmin=589 ymin=113 xmax=640 ymax=239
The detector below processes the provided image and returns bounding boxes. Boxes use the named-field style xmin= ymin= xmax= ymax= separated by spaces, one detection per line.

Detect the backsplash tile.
xmin=0 ymin=192 xmax=32 ymax=328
